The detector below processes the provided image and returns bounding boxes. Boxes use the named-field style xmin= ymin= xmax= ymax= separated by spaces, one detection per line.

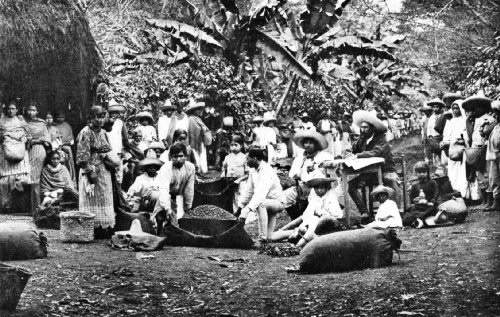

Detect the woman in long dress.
xmin=25 ymin=104 xmax=52 ymax=207
xmin=76 ymin=106 xmax=115 ymax=234
xmin=0 ymin=101 xmax=31 ymax=213
xmin=441 ymin=100 xmax=468 ymax=196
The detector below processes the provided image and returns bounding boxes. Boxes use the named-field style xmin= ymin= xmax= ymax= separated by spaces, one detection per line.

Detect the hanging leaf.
xmin=249 ymin=0 xmax=287 ymax=29
xmin=318 ymin=61 xmax=356 ymax=81
xmin=253 ymin=29 xmax=312 ymax=79
xmin=145 ymin=19 xmax=224 ymax=48
xmin=300 ymin=0 xmax=351 ymax=36
xmin=308 ymin=35 xmax=396 ymax=61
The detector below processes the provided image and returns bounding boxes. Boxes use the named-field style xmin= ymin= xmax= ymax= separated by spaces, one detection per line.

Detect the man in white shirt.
xmin=237 ymin=147 xmax=285 ymax=248
xmin=158 ymin=99 xmax=176 ymax=147
xmin=282 ymin=130 xmax=334 ymax=214
xmin=126 ymin=158 xmax=163 ymax=212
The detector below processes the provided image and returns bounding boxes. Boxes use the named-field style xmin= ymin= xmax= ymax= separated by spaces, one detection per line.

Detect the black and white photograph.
xmin=0 ymin=0 xmax=499 ymax=315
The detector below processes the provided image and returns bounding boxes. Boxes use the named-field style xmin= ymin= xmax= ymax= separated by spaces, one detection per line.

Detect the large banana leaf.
xmin=249 ymin=0 xmax=287 ymax=29
xmin=318 ymin=61 xmax=356 ymax=81
xmin=308 ymin=35 xmax=396 ymax=61
xmin=253 ymin=29 xmax=312 ymax=79
xmin=146 ymin=19 xmax=224 ymax=48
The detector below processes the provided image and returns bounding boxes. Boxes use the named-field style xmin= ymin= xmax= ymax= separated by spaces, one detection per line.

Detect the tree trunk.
xmin=275 ymin=75 xmax=297 ymax=118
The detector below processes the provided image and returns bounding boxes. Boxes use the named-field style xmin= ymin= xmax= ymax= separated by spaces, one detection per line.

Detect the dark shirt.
xmin=352 ymin=132 xmax=395 ymax=172
xmin=409 ymin=179 xmax=439 ymax=206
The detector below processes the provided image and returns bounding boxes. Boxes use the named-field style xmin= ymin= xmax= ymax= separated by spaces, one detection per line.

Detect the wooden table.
xmin=338 ymin=158 xmax=385 ymax=227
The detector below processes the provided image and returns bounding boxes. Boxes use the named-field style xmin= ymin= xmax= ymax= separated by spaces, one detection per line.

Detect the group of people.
xmin=419 ymin=92 xmax=500 ymax=211
xmin=0 ymin=91 xmax=496 ymax=247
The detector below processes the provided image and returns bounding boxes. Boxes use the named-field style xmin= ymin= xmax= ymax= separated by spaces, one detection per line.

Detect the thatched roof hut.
xmin=0 ymin=0 xmax=102 ymax=129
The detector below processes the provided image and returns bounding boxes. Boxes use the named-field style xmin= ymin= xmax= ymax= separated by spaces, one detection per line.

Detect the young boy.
xmin=366 ymin=185 xmax=402 ymax=229
xmin=127 ymin=158 xmax=164 ymax=213
xmin=485 ymin=100 xmax=500 ymax=211
xmin=135 ymin=111 xmax=157 ymax=146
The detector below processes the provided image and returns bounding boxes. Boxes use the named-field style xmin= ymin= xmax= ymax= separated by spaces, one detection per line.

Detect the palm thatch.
xmin=0 ymin=0 xmax=102 ymax=129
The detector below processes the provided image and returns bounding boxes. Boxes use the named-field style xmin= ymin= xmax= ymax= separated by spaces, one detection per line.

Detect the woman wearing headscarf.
xmin=76 ymin=106 xmax=115 ymax=235
xmin=25 ymin=103 xmax=52 ymax=207
xmin=0 ymin=100 xmax=31 ymax=213
xmin=441 ymin=100 xmax=467 ymax=196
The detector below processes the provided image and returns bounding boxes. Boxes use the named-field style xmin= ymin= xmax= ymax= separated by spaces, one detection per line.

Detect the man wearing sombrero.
xmin=462 ymin=92 xmax=494 ymax=204
xmin=158 ymin=99 xmax=176 ymax=147
xmin=282 ymin=130 xmax=334 ymax=211
xmin=348 ymin=110 xmax=401 ymax=223
xmin=426 ymin=98 xmax=446 ymax=171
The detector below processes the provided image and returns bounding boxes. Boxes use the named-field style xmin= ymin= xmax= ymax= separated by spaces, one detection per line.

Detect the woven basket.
xmin=59 ymin=211 xmax=95 ymax=243
xmin=0 ymin=264 xmax=32 ymax=311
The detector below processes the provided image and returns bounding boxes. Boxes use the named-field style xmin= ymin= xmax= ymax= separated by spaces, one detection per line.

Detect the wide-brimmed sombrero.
xmin=252 ymin=116 xmax=264 ymax=123
xmin=293 ymin=130 xmax=328 ymax=150
xmin=263 ymin=116 xmax=277 ymax=125
xmin=442 ymin=92 xmax=463 ymax=107
xmin=491 ymin=100 xmax=500 ymax=111
xmin=420 ymin=105 xmax=433 ymax=112
xmin=135 ymin=111 xmax=154 ymax=124
xmin=114 ymin=219 xmax=152 ymax=237
xmin=370 ymin=185 xmax=394 ymax=197
xmin=148 ymin=141 xmax=166 ymax=151
xmin=160 ymin=99 xmax=176 ymax=111
xmin=138 ymin=157 xmax=164 ymax=168
xmin=305 ymin=177 xmax=337 ymax=188
xmin=185 ymin=101 xmax=206 ymax=114
xmin=462 ymin=94 xmax=492 ymax=112
xmin=352 ymin=110 xmax=388 ymax=133
xmin=107 ymin=99 xmax=126 ymax=113
xmin=426 ymin=98 xmax=445 ymax=108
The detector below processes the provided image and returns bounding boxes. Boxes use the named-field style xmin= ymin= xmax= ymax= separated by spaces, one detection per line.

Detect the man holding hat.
xmin=282 ymin=130 xmax=334 ymax=211
xmin=348 ymin=110 xmax=401 ymax=222
xmin=158 ymin=99 xmax=176 ymax=147
xmin=462 ymin=93 xmax=494 ymax=204
xmin=127 ymin=158 xmax=163 ymax=212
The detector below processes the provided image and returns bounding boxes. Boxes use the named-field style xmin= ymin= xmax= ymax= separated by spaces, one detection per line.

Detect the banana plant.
xmin=148 ymin=0 xmax=401 ymax=115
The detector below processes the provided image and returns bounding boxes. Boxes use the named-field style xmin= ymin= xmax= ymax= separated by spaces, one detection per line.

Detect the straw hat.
xmin=370 ymin=185 xmax=394 ymax=197
xmin=114 ymin=219 xmax=151 ymax=237
xmin=137 ymin=157 xmax=164 ymax=168
xmin=185 ymin=101 xmax=206 ymax=114
xmin=352 ymin=110 xmax=388 ymax=133
xmin=305 ymin=177 xmax=337 ymax=188
xmin=426 ymin=98 xmax=445 ymax=108
xmin=108 ymin=99 xmax=126 ymax=113
xmin=491 ymin=100 xmax=500 ymax=111
xmin=462 ymin=94 xmax=492 ymax=112
xmin=420 ymin=105 xmax=433 ymax=112
xmin=292 ymin=130 xmax=328 ymax=150
xmin=442 ymin=92 xmax=462 ymax=107
xmin=160 ymin=99 xmax=176 ymax=111
xmin=263 ymin=113 xmax=277 ymax=125
xmin=252 ymin=116 xmax=264 ymax=123
xmin=343 ymin=112 xmax=352 ymax=117
xmin=135 ymin=111 xmax=154 ymax=124
xmin=148 ymin=141 xmax=166 ymax=151
xmin=300 ymin=112 xmax=311 ymax=121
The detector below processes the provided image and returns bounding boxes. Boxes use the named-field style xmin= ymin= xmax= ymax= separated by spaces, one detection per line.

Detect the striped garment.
xmin=28 ymin=144 xmax=46 ymax=208
xmin=76 ymin=126 xmax=115 ymax=228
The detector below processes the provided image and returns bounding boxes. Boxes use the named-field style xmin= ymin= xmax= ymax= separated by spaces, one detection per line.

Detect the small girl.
xmin=270 ymin=172 xmax=343 ymax=248
xmin=366 ymin=185 xmax=402 ymax=229
xmin=39 ymin=151 xmax=78 ymax=207
xmin=404 ymin=161 xmax=440 ymax=227
xmin=135 ymin=111 xmax=157 ymax=146
xmin=222 ymin=133 xmax=247 ymax=178
xmin=130 ymin=129 xmax=148 ymax=154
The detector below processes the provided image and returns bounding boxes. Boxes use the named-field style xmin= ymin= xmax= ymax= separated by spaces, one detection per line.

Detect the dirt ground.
xmin=2 ymin=136 xmax=500 ymax=316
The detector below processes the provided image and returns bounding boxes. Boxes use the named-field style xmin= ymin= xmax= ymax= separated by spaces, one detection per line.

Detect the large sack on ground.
xmin=438 ymin=197 xmax=467 ymax=223
xmin=0 ymin=224 xmax=47 ymax=261
xmin=299 ymin=228 xmax=399 ymax=273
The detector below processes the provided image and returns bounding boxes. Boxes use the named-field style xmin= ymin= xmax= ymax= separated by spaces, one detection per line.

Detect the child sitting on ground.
xmin=39 ymin=151 xmax=78 ymax=207
xmin=404 ymin=161 xmax=440 ymax=228
xmin=366 ymin=185 xmax=402 ymax=229
xmin=270 ymin=171 xmax=343 ymax=248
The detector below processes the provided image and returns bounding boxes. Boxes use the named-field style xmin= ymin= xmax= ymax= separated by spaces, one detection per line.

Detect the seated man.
xmin=153 ymin=143 xmax=196 ymax=230
xmin=348 ymin=110 xmax=402 ymax=223
xmin=282 ymin=130 xmax=334 ymax=214
xmin=126 ymin=158 xmax=163 ymax=212
xmin=237 ymin=147 xmax=285 ymax=248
